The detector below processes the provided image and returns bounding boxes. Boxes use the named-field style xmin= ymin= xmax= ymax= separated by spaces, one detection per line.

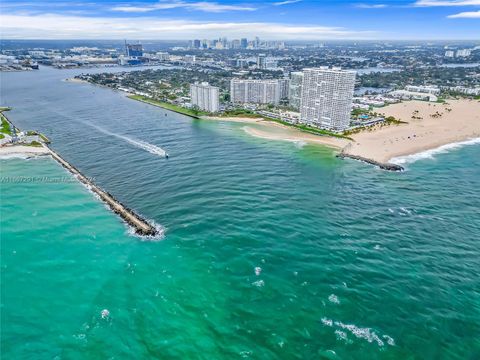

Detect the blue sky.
xmin=1 ymin=0 xmax=479 ymax=40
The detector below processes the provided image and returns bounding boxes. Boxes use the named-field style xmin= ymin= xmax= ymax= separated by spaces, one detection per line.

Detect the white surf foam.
xmin=0 ymin=153 xmax=48 ymax=160
xmin=390 ymin=137 xmax=480 ymax=165
xmin=335 ymin=330 xmax=349 ymax=342
xmin=328 ymin=294 xmax=340 ymax=304
xmin=252 ymin=279 xmax=265 ymax=287
xmin=127 ymin=220 xmax=166 ymax=242
xmin=320 ymin=317 xmax=395 ymax=347
xmin=335 ymin=321 xmax=386 ymax=347
xmin=321 ymin=317 xmax=333 ymax=327
xmin=86 ymin=122 xmax=168 ymax=158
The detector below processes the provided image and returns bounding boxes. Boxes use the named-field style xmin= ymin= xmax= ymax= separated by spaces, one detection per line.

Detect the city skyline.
xmin=1 ymin=0 xmax=479 ymax=40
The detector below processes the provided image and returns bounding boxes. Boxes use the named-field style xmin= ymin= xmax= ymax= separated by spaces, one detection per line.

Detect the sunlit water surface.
xmin=1 ymin=66 xmax=479 ymax=359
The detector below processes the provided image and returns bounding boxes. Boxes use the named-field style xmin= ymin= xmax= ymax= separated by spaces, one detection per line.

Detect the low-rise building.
xmin=405 ymin=85 xmax=441 ymax=95
xmin=389 ymin=90 xmax=438 ymax=102
xmin=456 ymin=49 xmax=471 ymax=57
xmin=445 ymin=86 xmax=480 ymax=96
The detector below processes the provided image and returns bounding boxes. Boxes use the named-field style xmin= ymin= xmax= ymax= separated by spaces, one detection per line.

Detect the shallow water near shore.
xmin=1 ymin=66 xmax=480 ymax=359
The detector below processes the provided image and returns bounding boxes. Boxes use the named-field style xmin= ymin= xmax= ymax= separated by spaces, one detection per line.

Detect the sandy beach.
xmin=243 ymin=125 xmax=348 ymax=149
xmin=204 ymin=116 xmax=349 ymax=149
xmin=344 ymin=99 xmax=480 ymax=164
xmin=0 ymin=145 xmax=51 ymax=157
xmin=201 ymin=116 xmax=266 ymax=124
xmin=211 ymin=100 xmax=480 ymax=167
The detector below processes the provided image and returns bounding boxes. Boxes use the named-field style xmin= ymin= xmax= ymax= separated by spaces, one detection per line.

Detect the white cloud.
xmin=414 ymin=0 xmax=480 ymax=6
xmin=273 ymin=0 xmax=302 ymax=6
xmin=0 ymin=13 xmax=376 ymax=40
xmin=111 ymin=1 xmax=256 ymax=13
xmin=448 ymin=9 xmax=480 ymax=16
xmin=356 ymin=3 xmax=388 ymax=8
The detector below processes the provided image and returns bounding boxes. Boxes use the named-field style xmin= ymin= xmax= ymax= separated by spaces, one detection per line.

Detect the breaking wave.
xmin=321 ymin=317 xmax=395 ymax=347
xmin=390 ymin=137 xmax=480 ymax=165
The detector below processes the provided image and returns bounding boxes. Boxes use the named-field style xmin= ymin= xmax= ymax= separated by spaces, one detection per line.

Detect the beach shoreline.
xmin=0 ymin=144 xmax=51 ymax=158
xmin=203 ymin=116 xmax=350 ymax=150
xmin=343 ymin=99 xmax=480 ymax=165
xmin=103 ymin=85 xmax=480 ymax=169
xmin=163 ymin=100 xmax=480 ymax=167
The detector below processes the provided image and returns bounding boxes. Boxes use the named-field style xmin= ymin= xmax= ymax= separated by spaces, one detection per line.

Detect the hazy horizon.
xmin=1 ymin=0 xmax=479 ymax=40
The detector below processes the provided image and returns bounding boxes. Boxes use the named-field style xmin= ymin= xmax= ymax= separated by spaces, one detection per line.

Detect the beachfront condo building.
xmin=279 ymin=78 xmax=290 ymax=100
xmin=289 ymin=72 xmax=304 ymax=110
xmin=190 ymin=82 xmax=220 ymax=113
xmin=230 ymin=79 xmax=281 ymax=105
xmin=299 ymin=67 xmax=356 ymax=131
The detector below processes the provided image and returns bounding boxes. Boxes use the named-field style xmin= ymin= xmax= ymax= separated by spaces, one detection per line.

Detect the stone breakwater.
xmin=48 ymin=147 xmax=159 ymax=236
xmin=336 ymin=143 xmax=404 ymax=171
xmin=336 ymin=153 xmax=404 ymax=172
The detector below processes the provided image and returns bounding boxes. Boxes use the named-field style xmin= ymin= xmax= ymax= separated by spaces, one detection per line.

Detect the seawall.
xmin=127 ymin=96 xmax=202 ymax=119
xmin=48 ymin=147 xmax=158 ymax=236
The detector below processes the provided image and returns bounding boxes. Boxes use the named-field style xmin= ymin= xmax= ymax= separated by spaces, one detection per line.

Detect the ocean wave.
xmin=0 ymin=153 xmax=32 ymax=160
xmin=294 ymin=140 xmax=307 ymax=149
xmin=0 ymin=153 xmax=48 ymax=160
xmin=85 ymin=122 xmax=168 ymax=158
xmin=390 ymin=137 xmax=480 ymax=165
xmin=321 ymin=317 xmax=395 ymax=347
xmin=252 ymin=279 xmax=265 ymax=287
xmin=328 ymin=294 xmax=340 ymax=304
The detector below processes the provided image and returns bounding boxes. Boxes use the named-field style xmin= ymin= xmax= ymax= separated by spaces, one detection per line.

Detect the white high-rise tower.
xmin=300 ymin=67 xmax=356 ymax=131
xmin=190 ymin=82 xmax=220 ymax=113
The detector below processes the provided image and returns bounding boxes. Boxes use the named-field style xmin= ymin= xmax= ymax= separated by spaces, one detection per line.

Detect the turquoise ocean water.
xmin=1 ymin=67 xmax=480 ymax=359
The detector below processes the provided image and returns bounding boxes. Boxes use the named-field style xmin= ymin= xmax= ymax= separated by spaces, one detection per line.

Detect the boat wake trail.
xmin=86 ymin=122 xmax=168 ymax=158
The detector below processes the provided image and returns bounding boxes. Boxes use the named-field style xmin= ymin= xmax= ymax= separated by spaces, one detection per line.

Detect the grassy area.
xmin=0 ymin=134 xmax=4 ymax=139
xmin=220 ymin=107 xmax=352 ymax=140
xmin=218 ymin=109 xmax=263 ymax=119
xmin=128 ymin=95 xmax=208 ymax=118
xmin=343 ymin=116 xmax=407 ymax=136
xmin=1 ymin=115 xmax=12 ymax=135
xmin=39 ymin=133 xmax=50 ymax=143
xmin=384 ymin=116 xmax=407 ymax=124
xmin=27 ymin=141 xmax=43 ymax=147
